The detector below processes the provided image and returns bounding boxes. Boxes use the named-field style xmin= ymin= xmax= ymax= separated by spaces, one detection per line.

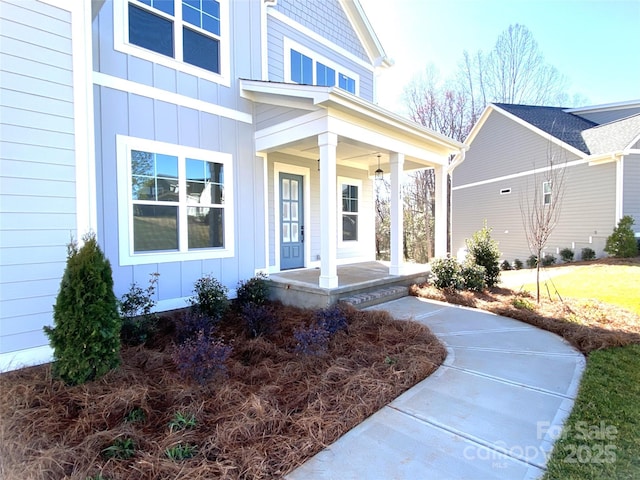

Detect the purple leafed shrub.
xmin=315 ymin=304 xmax=348 ymax=335
xmin=241 ymin=302 xmax=278 ymax=338
xmin=172 ymin=331 xmax=232 ymax=384
xmin=176 ymin=309 xmax=219 ymax=343
xmin=293 ymin=324 xmax=330 ymax=356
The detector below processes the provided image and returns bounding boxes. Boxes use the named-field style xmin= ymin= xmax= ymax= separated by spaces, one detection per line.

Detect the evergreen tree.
xmin=465 ymin=222 xmax=501 ymax=288
xmin=44 ymin=234 xmax=121 ymax=384
xmin=604 ymin=216 xmax=637 ymax=258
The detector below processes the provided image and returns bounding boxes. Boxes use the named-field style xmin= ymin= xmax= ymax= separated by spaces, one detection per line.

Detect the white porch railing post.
xmin=318 ymin=132 xmax=338 ymax=288
xmin=434 ymin=164 xmax=448 ymax=258
xmin=389 ymin=152 xmax=405 ymax=275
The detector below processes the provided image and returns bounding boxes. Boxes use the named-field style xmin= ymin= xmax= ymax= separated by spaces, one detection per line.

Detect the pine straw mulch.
xmin=0 ymin=303 xmax=446 ymax=480
xmin=410 ymin=284 xmax=640 ymax=355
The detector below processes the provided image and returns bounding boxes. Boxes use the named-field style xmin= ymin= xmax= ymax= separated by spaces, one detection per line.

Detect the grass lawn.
xmin=413 ymin=257 xmax=640 ymax=480
xmin=522 ymin=263 xmax=640 ymax=315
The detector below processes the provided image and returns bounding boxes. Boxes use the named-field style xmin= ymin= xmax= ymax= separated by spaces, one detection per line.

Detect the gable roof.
xmin=582 ymin=113 xmax=640 ymax=154
xmin=493 ymin=103 xmax=597 ymax=154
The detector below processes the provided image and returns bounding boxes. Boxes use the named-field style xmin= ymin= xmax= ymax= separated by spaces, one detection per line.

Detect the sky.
xmin=358 ymin=0 xmax=640 ymax=116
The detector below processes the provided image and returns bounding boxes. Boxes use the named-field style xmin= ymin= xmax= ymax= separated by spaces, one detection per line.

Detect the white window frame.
xmin=116 ymin=135 xmax=234 ymax=265
xmin=338 ymin=176 xmax=362 ymax=246
xmin=113 ymin=0 xmax=231 ymax=87
xmin=283 ymin=38 xmax=360 ymax=96
xmin=543 ymin=181 xmax=552 ymax=206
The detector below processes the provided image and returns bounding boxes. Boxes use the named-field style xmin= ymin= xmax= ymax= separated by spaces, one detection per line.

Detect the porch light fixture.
xmin=375 ymin=154 xmax=384 ymax=181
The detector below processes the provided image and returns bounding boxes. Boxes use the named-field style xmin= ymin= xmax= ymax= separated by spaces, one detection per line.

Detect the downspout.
xmin=615 ymin=155 xmax=624 ymax=223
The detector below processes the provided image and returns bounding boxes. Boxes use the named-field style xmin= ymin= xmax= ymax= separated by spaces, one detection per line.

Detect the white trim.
xmin=283 ymin=37 xmax=360 ymax=96
xmin=0 ymin=345 xmax=53 ymax=373
xmin=257 ymin=152 xmax=270 ymax=272
xmin=337 ymin=0 xmax=391 ymax=67
xmin=260 ymin=0 xmax=270 ymax=81
xmin=268 ymin=9 xmax=374 ymax=72
xmin=71 ymin=0 xmax=97 ymax=237
xmin=565 ymin=99 xmax=640 ymax=114
xmin=453 ymin=157 xmax=589 ymax=191
xmin=112 ymin=0 xmax=231 ymax=87
xmin=273 ymin=162 xmax=311 ymax=271
xmin=616 ymin=157 xmax=624 ymax=222
xmin=116 ymin=135 xmax=235 ymax=266
xmin=93 ymin=71 xmax=252 ymax=124
xmin=337 ymin=176 xmax=362 ymax=247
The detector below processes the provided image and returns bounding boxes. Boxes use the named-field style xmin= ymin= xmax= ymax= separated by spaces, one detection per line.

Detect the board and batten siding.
xmin=0 ymin=0 xmax=77 ymax=369
xmin=266 ymin=10 xmax=375 ymax=102
xmin=623 ymin=154 xmax=640 ymax=230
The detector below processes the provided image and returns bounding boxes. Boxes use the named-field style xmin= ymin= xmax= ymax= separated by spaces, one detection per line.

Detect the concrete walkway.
xmin=286 ymin=296 xmax=585 ymax=480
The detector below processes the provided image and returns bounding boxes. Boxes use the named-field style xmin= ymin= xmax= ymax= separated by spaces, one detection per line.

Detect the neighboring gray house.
xmin=452 ymin=101 xmax=640 ymax=264
xmin=0 ymin=0 xmax=465 ymax=370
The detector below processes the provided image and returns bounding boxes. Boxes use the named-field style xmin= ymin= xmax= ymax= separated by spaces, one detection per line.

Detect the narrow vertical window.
xmin=342 ymin=184 xmax=358 ymax=241
xmin=291 ymin=49 xmax=312 ymax=85
xmin=543 ymin=181 xmax=552 ymax=205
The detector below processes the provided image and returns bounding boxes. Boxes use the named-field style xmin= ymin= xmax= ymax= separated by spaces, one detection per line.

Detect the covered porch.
xmin=241 ymin=80 xmax=466 ymax=292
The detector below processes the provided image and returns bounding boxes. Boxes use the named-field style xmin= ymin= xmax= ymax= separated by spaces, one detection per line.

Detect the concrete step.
xmin=339 ymin=285 xmax=408 ymax=309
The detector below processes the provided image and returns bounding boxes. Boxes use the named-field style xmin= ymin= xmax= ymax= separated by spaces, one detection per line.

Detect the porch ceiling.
xmin=240 ymin=80 xmax=467 ymax=173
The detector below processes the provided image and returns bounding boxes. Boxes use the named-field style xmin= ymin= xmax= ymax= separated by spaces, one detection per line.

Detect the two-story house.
xmin=0 ymin=0 xmax=465 ymax=370
xmin=452 ymin=101 xmax=640 ymax=263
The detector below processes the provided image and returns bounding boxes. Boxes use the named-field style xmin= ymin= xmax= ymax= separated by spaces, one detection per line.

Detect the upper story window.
xmin=285 ymin=39 xmax=359 ymax=95
xmin=115 ymin=0 xmax=229 ymax=85
xmin=117 ymin=136 xmax=234 ymax=265
xmin=543 ymin=181 xmax=552 ymax=205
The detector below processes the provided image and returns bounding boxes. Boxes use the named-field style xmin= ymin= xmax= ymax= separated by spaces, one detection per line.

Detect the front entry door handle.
xmin=300 ymin=225 xmax=304 ymax=242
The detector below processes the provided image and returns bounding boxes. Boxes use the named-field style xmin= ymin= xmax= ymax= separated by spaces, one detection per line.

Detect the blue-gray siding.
xmin=0 ymin=0 xmax=74 ymax=356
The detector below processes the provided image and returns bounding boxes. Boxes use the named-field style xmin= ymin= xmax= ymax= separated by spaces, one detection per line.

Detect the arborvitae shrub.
xmin=465 ymin=222 xmax=501 ymax=288
xmin=604 ymin=215 xmax=637 ymax=258
xmin=44 ymin=234 xmax=120 ymax=385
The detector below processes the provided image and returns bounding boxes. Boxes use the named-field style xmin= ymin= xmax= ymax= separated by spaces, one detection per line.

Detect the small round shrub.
xmin=513 ymin=259 xmax=523 ymax=270
xmin=581 ymin=247 xmax=596 ymax=261
xmin=176 ymin=310 xmax=219 ymax=343
xmin=119 ymin=273 xmax=159 ymax=346
xmin=315 ymin=304 xmax=348 ymax=334
xmin=559 ymin=248 xmax=574 ymax=263
xmin=431 ymin=257 xmax=463 ymax=290
xmin=604 ymin=215 xmax=637 ymax=258
xmin=500 ymin=260 xmax=512 ymax=271
xmin=461 ymin=262 xmax=486 ymax=291
xmin=541 ymin=254 xmax=556 ymax=266
xmin=43 ymin=234 xmax=120 ymax=385
xmin=293 ymin=324 xmax=330 ymax=356
xmin=526 ymin=255 xmax=538 ymax=268
xmin=241 ymin=302 xmax=278 ymax=338
xmin=236 ymin=273 xmax=270 ymax=308
xmin=189 ymin=275 xmax=229 ymax=321
xmin=172 ymin=332 xmax=232 ymax=384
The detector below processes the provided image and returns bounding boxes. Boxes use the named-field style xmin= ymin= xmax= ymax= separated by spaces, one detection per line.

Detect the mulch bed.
xmin=0 ymin=303 xmax=446 ymax=480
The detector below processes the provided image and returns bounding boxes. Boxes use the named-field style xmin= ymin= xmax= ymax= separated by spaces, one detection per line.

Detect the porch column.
xmin=389 ymin=152 xmax=405 ymax=275
xmin=318 ymin=132 xmax=338 ymax=288
xmin=434 ymin=164 xmax=448 ymax=258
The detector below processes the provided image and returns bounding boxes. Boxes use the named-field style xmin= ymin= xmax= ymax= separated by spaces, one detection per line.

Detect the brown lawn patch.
xmin=0 ymin=304 xmax=445 ymax=480
xmin=410 ymin=284 xmax=640 ymax=355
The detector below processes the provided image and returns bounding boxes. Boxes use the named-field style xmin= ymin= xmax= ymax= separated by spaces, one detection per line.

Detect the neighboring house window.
xmin=122 ymin=0 xmax=226 ymax=79
xmin=341 ymin=183 xmax=359 ymax=241
xmin=117 ymin=136 xmax=234 ymax=265
xmin=291 ymin=49 xmax=312 ymax=84
xmin=543 ymin=181 xmax=552 ymax=205
xmin=285 ymin=39 xmax=359 ymax=95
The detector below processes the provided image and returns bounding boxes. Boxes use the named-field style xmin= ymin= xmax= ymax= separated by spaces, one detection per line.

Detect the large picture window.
xmin=117 ymin=0 xmax=228 ymax=83
xmin=117 ymin=136 xmax=234 ymax=265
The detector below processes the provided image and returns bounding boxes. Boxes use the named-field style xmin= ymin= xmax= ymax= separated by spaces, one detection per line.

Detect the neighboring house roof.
xmin=582 ymin=113 xmax=640 ymax=154
xmin=493 ymin=103 xmax=597 ymax=154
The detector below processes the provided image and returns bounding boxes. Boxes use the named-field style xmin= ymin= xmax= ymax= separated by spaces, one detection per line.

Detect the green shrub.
xmin=513 ymin=259 xmax=523 ymax=270
xmin=44 ymin=234 xmax=120 ymax=385
xmin=541 ymin=254 xmax=556 ymax=266
xmin=500 ymin=260 xmax=512 ymax=271
xmin=189 ymin=275 xmax=229 ymax=321
xmin=604 ymin=215 xmax=637 ymax=258
xmin=512 ymin=297 xmax=535 ymax=311
xmin=465 ymin=222 xmax=501 ymax=288
xmin=559 ymin=248 xmax=574 ymax=263
xmin=119 ymin=273 xmax=159 ymax=346
xmin=581 ymin=247 xmax=596 ymax=261
xmin=461 ymin=262 xmax=486 ymax=291
xmin=526 ymin=255 xmax=538 ymax=268
xmin=102 ymin=437 xmax=135 ymax=460
xmin=236 ymin=273 xmax=270 ymax=308
xmin=430 ymin=257 xmax=463 ymax=290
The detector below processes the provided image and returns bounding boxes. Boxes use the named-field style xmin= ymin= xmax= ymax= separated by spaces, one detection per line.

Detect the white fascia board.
xmin=587 ymin=152 xmax=624 ymax=166
xmin=255 ymin=110 xmax=328 ymax=152
xmin=463 ymin=104 xmax=494 ymax=146
xmin=624 ymin=132 xmax=640 ymax=152
xmin=565 ymin=99 xmax=640 ymax=114
xmin=491 ymin=104 xmax=588 ymax=159
xmin=338 ymin=0 xmax=392 ymax=68
xmin=240 ymin=79 xmax=331 ymax=107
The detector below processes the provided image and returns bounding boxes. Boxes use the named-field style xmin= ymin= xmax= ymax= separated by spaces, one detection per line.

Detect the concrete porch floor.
xmin=268 ymin=261 xmax=431 ymax=308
